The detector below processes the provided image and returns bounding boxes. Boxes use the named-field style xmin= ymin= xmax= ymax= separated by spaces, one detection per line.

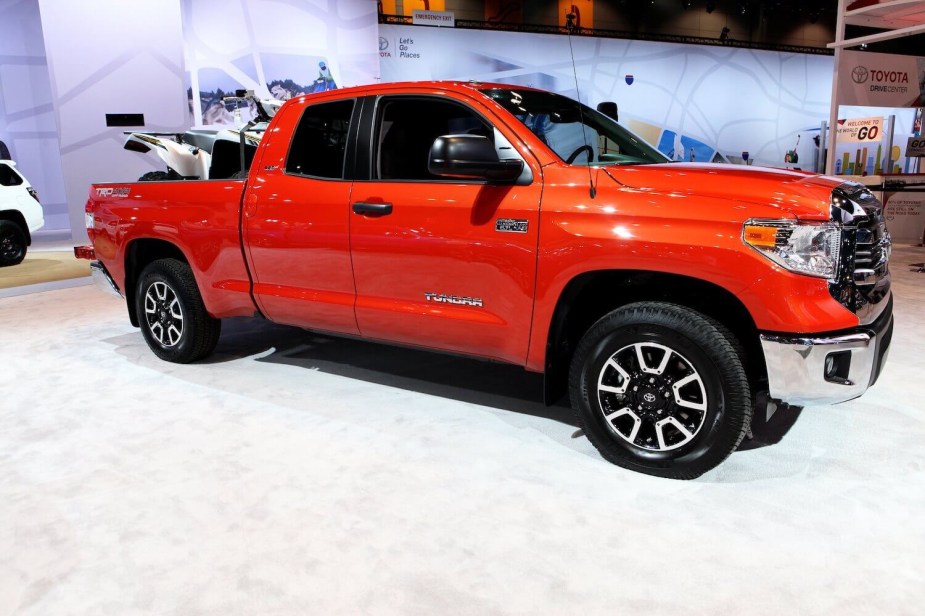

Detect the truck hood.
xmin=604 ymin=163 xmax=842 ymax=221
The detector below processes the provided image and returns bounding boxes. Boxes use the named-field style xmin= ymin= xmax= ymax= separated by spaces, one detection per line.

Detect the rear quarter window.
xmin=0 ymin=164 xmax=24 ymax=187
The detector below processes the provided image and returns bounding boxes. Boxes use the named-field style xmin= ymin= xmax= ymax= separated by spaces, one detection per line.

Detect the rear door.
xmin=348 ymin=93 xmax=543 ymax=365
xmin=242 ymin=97 xmax=360 ymax=334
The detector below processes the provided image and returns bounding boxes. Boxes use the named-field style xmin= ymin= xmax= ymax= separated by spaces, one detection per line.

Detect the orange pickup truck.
xmin=76 ymin=81 xmax=893 ymax=478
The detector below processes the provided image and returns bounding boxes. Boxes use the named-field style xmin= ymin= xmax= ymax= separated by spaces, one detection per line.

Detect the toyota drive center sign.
xmin=839 ymin=49 xmax=925 ymax=108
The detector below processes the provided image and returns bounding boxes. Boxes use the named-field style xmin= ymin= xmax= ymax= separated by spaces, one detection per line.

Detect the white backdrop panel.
xmin=379 ymin=26 xmax=835 ymax=168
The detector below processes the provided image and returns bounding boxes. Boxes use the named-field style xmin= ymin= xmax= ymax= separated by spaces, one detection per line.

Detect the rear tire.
xmin=0 ymin=220 xmax=27 ymax=266
xmin=135 ymin=258 xmax=220 ymax=363
xmin=569 ymin=302 xmax=751 ymax=479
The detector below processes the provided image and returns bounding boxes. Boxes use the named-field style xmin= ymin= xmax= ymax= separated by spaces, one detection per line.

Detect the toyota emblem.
xmin=851 ymin=66 xmax=869 ymax=84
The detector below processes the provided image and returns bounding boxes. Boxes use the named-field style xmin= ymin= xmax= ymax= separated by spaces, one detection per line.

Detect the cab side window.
xmin=0 ymin=164 xmax=23 ymax=187
xmin=376 ymin=98 xmax=492 ymax=181
xmin=286 ymin=99 xmax=354 ymax=179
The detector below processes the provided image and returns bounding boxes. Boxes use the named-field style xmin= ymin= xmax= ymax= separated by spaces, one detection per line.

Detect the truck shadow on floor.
xmin=207 ymin=317 xmax=579 ymax=428
xmin=208 ymin=318 xmax=802 ymax=451
xmin=112 ymin=316 xmax=799 ymax=455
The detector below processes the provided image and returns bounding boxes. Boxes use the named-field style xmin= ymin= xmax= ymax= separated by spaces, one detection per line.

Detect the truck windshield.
xmin=481 ymin=88 xmax=668 ymax=167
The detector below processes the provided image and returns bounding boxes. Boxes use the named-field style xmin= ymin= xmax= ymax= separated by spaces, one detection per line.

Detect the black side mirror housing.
xmin=428 ymin=135 xmax=524 ymax=182
xmin=597 ymin=101 xmax=618 ymax=122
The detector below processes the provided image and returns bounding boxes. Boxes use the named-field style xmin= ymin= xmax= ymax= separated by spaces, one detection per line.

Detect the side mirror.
xmin=428 ymin=135 xmax=524 ymax=182
xmin=597 ymin=101 xmax=618 ymax=122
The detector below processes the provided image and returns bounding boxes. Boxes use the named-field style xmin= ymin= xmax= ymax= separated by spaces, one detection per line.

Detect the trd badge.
xmin=495 ymin=218 xmax=528 ymax=233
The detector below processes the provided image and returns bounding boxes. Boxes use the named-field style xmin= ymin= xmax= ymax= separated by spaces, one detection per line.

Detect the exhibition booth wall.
xmin=0 ymin=0 xmax=68 ymax=235
xmin=0 ymin=1 xmax=922 ymax=244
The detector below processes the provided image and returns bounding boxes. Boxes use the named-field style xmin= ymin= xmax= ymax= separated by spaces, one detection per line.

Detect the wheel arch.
xmin=0 ymin=210 xmax=32 ymax=246
xmin=124 ymin=238 xmax=189 ymax=327
xmin=544 ymin=270 xmax=764 ymax=405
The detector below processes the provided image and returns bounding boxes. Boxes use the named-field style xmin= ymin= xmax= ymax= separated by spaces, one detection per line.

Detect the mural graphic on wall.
xmin=181 ymin=0 xmax=376 ymax=127
xmin=378 ymin=25 xmax=832 ymax=168
xmin=190 ymin=55 xmax=338 ymax=127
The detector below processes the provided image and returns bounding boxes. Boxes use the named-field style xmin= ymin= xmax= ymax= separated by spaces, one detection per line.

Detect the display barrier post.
xmin=885 ymin=115 xmax=896 ymax=174
xmin=825 ymin=0 xmax=847 ymax=176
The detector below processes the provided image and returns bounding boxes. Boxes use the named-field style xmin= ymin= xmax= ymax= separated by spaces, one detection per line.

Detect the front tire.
xmin=569 ymin=302 xmax=751 ymax=479
xmin=0 ymin=220 xmax=27 ymax=266
xmin=136 ymin=258 xmax=220 ymax=363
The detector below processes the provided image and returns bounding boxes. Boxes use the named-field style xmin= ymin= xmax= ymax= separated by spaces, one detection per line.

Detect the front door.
xmin=349 ymin=95 xmax=542 ymax=365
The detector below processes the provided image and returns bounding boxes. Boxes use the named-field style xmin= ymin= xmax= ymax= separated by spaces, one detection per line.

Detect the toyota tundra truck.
xmin=75 ymin=81 xmax=893 ymax=479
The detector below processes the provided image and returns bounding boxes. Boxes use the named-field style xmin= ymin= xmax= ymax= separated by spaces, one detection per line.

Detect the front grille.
xmin=853 ymin=209 xmax=890 ymax=283
xmin=828 ymin=183 xmax=892 ymax=323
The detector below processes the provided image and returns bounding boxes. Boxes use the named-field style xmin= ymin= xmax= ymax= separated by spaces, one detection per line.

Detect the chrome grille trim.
xmin=828 ymin=182 xmax=892 ymax=323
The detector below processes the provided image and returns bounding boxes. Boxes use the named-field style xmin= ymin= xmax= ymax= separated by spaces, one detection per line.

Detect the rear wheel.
xmin=135 ymin=258 xmax=220 ymax=363
xmin=0 ymin=220 xmax=27 ymax=266
xmin=569 ymin=302 xmax=751 ymax=479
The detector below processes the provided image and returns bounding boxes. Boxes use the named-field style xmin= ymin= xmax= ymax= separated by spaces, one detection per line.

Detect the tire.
xmin=135 ymin=258 xmax=221 ymax=363
xmin=0 ymin=220 xmax=27 ymax=266
xmin=138 ymin=171 xmax=171 ymax=182
xmin=569 ymin=302 xmax=751 ymax=479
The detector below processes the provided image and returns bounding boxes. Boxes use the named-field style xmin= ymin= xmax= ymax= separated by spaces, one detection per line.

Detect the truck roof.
xmin=294 ymin=80 xmax=544 ymax=100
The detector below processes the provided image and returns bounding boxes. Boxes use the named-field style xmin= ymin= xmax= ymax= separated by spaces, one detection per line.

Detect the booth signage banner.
xmin=907 ymin=136 xmax=925 ymax=157
xmin=884 ymin=192 xmax=925 ymax=242
xmin=838 ymin=50 xmax=925 ymax=108
xmin=836 ymin=117 xmax=884 ymax=143
xmin=412 ymin=10 xmax=455 ymax=27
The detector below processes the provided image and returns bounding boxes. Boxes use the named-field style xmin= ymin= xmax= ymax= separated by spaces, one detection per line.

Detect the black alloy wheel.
xmin=0 ymin=220 xmax=27 ymax=267
xmin=570 ymin=301 xmax=752 ymax=479
xmin=136 ymin=258 xmax=221 ymax=363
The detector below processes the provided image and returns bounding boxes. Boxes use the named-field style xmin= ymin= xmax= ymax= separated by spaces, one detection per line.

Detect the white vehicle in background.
xmin=0 ymin=160 xmax=44 ymax=267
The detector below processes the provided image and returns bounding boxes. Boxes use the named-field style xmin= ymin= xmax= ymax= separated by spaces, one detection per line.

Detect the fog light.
xmin=824 ymin=351 xmax=852 ymax=384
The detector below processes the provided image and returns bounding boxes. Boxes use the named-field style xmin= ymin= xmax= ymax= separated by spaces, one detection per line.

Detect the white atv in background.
xmin=0 ymin=160 xmax=44 ymax=267
xmin=124 ymin=91 xmax=283 ymax=181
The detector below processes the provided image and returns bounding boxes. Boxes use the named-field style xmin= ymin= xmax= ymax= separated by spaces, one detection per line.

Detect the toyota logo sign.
xmin=851 ymin=66 xmax=869 ymax=84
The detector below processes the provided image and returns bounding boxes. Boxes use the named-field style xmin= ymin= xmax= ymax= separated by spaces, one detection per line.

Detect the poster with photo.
xmin=181 ymin=0 xmax=378 ymax=127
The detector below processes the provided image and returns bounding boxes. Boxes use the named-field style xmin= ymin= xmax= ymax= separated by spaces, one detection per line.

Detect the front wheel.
xmin=0 ymin=220 xmax=27 ymax=266
xmin=135 ymin=258 xmax=220 ymax=363
xmin=569 ymin=302 xmax=751 ymax=479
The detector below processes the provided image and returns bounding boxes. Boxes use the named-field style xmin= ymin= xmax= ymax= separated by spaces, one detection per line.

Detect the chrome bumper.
xmin=90 ymin=261 xmax=123 ymax=298
xmin=759 ymin=300 xmax=893 ymax=407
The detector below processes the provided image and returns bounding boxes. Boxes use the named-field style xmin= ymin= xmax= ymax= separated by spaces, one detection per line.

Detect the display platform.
xmin=0 ymin=244 xmax=923 ymax=614
xmin=0 ymin=249 xmax=89 ymax=290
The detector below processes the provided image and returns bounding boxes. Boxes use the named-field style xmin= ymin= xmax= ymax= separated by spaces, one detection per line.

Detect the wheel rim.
xmin=596 ymin=342 xmax=707 ymax=452
xmin=144 ymin=281 xmax=184 ymax=347
xmin=0 ymin=229 xmax=24 ymax=261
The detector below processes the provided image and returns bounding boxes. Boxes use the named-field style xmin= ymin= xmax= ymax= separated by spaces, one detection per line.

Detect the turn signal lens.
xmin=743 ymin=225 xmax=779 ymax=248
xmin=743 ymin=219 xmax=841 ymax=280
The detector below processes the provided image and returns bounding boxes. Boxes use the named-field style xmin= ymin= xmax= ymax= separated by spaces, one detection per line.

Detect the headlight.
xmin=743 ymin=219 xmax=841 ymax=279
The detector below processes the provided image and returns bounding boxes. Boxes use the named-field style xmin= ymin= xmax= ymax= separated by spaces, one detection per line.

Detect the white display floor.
xmin=2 ymin=246 xmax=924 ymax=615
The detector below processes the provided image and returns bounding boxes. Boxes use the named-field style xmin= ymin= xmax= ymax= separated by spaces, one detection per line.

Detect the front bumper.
xmin=760 ymin=295 xmax=893 ymax=406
